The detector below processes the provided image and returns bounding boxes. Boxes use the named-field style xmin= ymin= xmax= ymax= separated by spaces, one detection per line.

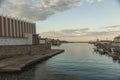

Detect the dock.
xmin=0 ymin=49 xmax=64 ymax=72
xmin=94 ymin=42 xmax=120 ymax=59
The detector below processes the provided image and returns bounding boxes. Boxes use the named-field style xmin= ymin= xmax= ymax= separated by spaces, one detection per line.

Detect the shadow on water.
xmin=0 ymin=47 xmax=76 ymax=80
xmin=93 ymin=47 xmax=120 ymax=64
xmin=1 ymin=43 xmax=120 ymax=80
xmin=0 ymin=61 xmax=76 ymax=80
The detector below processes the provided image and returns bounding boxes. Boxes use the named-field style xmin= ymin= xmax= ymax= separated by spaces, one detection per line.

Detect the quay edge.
xmin=0 ymin=49 xmax=64 ymax=73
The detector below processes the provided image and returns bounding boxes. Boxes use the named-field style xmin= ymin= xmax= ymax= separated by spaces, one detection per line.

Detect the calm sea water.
xmin=0 ymin=43 xmax=120 ymax=80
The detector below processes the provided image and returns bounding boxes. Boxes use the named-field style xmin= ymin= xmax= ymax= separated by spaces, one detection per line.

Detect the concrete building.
xmin=39 ymin=38 xmax=47 ymax=44
xmin=113 ymin=35 xmax=120 ymax=42
xmin=111 ymin=35 xmax=120 ymax=46
xmin=0 ymin=15 xmax=38 ymax=45
xmin=0 ymin=16 xmax=54 ymax=69
xmin=39 ymin=38 xmax=52 ymax=44
xmin=51 ymin=39 xmax=61 ymax=46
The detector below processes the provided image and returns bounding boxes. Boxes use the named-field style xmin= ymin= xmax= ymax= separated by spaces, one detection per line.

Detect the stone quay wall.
xmin=0 ymin=43 xmax=51 ymax=60
xmin=111 ymin=42 xmax=120 ymax=47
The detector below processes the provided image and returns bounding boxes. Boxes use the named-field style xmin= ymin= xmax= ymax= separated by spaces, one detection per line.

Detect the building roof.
xmin=114 ymin=35 xmax=120 ymax=39
xmin=0 ymin=15 xmax=35 ymax=24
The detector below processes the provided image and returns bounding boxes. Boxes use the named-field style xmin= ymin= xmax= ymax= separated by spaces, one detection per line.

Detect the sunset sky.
xmin=0 ymin=0 xmax=120 ymax=41
xmin=37 ymin=0 xmax=120 ymax=41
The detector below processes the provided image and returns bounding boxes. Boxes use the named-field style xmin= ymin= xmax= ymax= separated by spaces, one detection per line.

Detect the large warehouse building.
xmin=0 ymin=15 xmax=39 ymax=45
xmin=0 ymin=15 xmax=36 ymax=37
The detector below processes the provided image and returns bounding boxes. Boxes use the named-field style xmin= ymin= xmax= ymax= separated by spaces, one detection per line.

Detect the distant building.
xmin=113 ymin=35 xmax=120 ymax=42
xmin=51 ymin=39 xmax=61 ymax=46
xmin=111 ymin=35 xmax=120 ymax=46
xmin=0 ymin=15 xmax=39 ymax=45
xmin=39 ymin=38 xmax=52 ymax=44
xmin=39 ymin=38 xmax=47 ymax=44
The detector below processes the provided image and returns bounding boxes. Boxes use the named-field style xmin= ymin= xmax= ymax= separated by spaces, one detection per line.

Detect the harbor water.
xmin=0 ymin=43 xmax=120 ymax=80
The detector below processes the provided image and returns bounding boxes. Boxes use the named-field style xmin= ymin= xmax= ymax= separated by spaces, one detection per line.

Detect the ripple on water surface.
xmin=1 ymin=43 xmax=120 ymax=80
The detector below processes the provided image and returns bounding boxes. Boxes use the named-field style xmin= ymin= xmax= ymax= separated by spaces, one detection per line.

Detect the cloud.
xmin=86 ymin=0 xmax=94 ymax=3
xmin=0 ymin=0 xmax=2 ymax=4
xmin=118 ymin=0 xmax=120 ymax=3
xmin=0 ymin=0 xmax=4 ymax=6
xmin=39 ymin=26 xmax=120 ymax=41
xmin=86 ymin=0 xmax=102 ymax=3
xmin=39 ymin=28 xmax=90 ymax=38
xmin=0 ymin=0 xmax=3 ymax=4
xmin=84 ymin=31 xmax=120 ymax=37
xmin=97 ymin=0 xmax=102 ymax=2
xmin=61 ymin=28 xmax=89 ymax=34
xmin=103 ymin=25 xmax=120 ymax=29
xmin=0 ymin=0 xmax=103 ymax=21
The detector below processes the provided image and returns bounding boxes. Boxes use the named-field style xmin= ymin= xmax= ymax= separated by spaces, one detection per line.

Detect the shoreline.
xmin=0 ymin=49 xmax=64 ymax=73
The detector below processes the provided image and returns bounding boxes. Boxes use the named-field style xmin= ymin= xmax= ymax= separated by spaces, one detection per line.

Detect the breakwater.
xmin=0 ymin=44 xmax=51 ymax=60
xmin=0 ymin=43 xmax=120 ymax=80
xmin=1 ymin=43 xmax=120 ymax=80
xmin=0 ymin=44 xmax=64 ymax=72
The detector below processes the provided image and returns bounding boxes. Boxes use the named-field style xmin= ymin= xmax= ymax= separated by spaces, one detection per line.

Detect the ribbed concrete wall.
xmin=0 ymin=44 xmax=51 ymax=60
xmin=0 ymin=15 xmax=36 ymax=38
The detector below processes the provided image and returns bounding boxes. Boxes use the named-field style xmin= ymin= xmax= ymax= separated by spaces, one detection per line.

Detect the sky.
xmin=0 ymin=0 xmax=120 ymax=41
xmin=37 ymin=0 xmax=120 ymax=32
xmin=37 ymin=0 xmax=120 ymax=41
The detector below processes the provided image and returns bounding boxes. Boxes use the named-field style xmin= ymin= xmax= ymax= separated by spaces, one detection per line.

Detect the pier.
xmin=0 ymin=15 xmax=65 ymax=73
xmin=94 ymin=42 xmax=120 ymax=58
xmin=0 ymin=49 xmax=64 ymax=72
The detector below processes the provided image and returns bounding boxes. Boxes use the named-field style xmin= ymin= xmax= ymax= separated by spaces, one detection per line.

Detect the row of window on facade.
xmin=0 ymin=15 xmax=36 ymax=38
xmin=114 ymin=35 xmax=120 ymax=42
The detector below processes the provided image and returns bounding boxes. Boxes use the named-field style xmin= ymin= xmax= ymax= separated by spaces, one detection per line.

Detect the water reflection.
xmin=1 ymin=43 xmax=120 ymax=80
xmin=93 ymin=47 xmax=120 ymax=64
xmin=0 ymin=67 xmax=36 ymax=80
